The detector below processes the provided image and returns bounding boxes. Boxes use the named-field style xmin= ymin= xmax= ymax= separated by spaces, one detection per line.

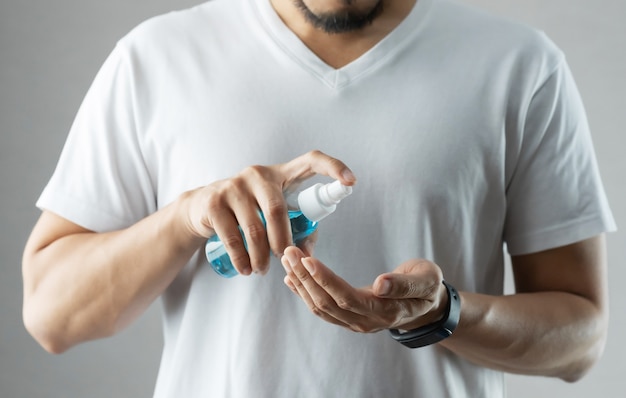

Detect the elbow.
xmin=23 ymin=294 xmax=119 ymax=354
xmin=559 ymin=356 xmax=600 ymax=383
xmin=559 ymin=316 xmax=608 ymax=383
xmin=559 ymin=339 xmax=606 ymax=383
xmin=22 ymin=271 xmax=72 ymax=353
xmin=23 ymin=304 xmax=72 ymax=354
xmin=22 ymin=248 xmax=70 ymax=354
xmin=34 ymin=336 xmax=70 ymax=355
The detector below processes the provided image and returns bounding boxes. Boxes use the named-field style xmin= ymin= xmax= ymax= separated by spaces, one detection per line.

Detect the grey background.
xmin=1 ymin=0 xmax=623 ymax=396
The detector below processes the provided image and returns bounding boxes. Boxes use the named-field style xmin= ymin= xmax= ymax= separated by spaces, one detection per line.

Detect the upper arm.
xmin=510 ymin=235 xmax=608 ymax=313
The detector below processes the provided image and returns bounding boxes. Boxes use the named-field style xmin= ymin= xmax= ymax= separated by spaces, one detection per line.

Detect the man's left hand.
xmin=281 ymin=246 xmax=449 ymax=333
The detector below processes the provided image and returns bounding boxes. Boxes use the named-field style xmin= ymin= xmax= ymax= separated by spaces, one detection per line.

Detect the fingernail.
xmin=283 ymin=275 xmax=293 ymax=288
xmin=378 ymin=279 xmax=391 ymax=296
xmin=342 ymin=169 xmax=356 ymax=183
xmin=302 ymin=258 xmax=315 ymax=275
xmin=286 ymin=251 xmax=299 ymax=268
xmin=304 ymin=240 xmax=315 ymax=256
xmin=281 ymin=255 xmax=291 ymax=272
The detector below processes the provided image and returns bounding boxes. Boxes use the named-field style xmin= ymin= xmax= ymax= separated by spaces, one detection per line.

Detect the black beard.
xmin=293 ymin=1 xmax=384 ymax=34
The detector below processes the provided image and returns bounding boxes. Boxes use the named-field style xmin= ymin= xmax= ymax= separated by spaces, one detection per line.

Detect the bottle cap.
xmin=297 ymin=180 xmax=353 ymax=222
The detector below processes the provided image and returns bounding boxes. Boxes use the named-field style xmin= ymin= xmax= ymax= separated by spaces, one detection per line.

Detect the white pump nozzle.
xmin=297 ymin=180 xmax=353 ymax=222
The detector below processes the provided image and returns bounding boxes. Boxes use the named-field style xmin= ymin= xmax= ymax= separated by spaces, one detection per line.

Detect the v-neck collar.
xmin=252 ymin=0 xmax=434 ymax=89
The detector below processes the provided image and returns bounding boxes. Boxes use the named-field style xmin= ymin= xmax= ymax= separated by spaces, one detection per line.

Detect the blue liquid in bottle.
xmin=205 ymin=210 xmax=318 ymax=278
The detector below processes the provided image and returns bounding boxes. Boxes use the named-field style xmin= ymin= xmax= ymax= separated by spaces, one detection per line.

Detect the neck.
xmin=270 ymin=0 xmax=417 ymax=68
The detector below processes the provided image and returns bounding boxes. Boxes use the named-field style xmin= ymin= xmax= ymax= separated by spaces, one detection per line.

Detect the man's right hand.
xmin=181 ymin=150 xmax=356 ymax=276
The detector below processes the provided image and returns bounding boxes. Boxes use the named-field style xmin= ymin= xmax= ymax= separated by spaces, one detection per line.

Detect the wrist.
xmin=177 ymin=188 xmax=214 ymax=236
xmin=171 ymin=190 xmax=210 ymax=248
xmin=390 ymin=281 xmax=461 ymax=348
xmin=399 ymin=281 xmax=449 ymax=331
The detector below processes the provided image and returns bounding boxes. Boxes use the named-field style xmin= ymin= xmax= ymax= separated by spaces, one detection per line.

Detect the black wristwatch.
xmin=389 ymin=281 xmax=461 ymax=348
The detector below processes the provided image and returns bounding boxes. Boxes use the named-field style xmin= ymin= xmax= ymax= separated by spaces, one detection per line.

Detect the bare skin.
xmin=282 ymin=236 xmax=608 ymax=382
xmin=270 ymin=0 xmax=417 ymax=68
xmin=22 ymin=1 xmax=412 ymax=354
xmin=22 ymin=150 xmax=356 ymax=353
xmin=23 ymin=0 xmax=609 ymax=385
xmin=261 ymin=0 xmax=610 ymax=383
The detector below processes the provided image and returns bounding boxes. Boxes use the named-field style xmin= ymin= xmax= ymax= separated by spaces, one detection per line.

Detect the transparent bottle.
xmin=205 ymin=180 xmax=353 ymax=278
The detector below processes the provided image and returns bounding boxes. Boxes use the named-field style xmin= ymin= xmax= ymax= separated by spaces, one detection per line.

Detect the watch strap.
xmin=389 ymin=281 xmax=461 ymax=348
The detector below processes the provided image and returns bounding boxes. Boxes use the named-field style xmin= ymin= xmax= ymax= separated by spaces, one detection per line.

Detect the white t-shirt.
xmin=38 ymin=0 xmax=616 ymax=396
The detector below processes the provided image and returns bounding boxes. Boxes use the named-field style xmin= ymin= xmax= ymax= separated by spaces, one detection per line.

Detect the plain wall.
xmin=1 ymin=0 xmax=623 ymax=396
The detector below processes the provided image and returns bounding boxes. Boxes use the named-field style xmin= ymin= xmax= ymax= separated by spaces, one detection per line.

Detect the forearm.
xmin=441 ymin=291 xmax=608 ymax=382
xmin=280 ymin=235 xmax=609 ymax=382
xmin=22 ymin=194 xmax=204 ymax=353
xmin=23 ymin=152 xmax=356 ymax=353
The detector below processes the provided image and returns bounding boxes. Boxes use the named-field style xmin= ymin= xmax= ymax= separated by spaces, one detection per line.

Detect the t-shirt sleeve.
xmin=37 ymin=41 xmax=156 ymax=232
xmin=503 ymin=57 xmax=616 ymax=256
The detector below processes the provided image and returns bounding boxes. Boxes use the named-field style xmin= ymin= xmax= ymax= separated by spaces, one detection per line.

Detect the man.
xmin=23 ymin=0 xmax=616 ymax=396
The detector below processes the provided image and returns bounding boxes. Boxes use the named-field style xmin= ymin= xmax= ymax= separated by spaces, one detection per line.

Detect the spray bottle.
xmin=205 ymin=180 xmax=353 ymax=278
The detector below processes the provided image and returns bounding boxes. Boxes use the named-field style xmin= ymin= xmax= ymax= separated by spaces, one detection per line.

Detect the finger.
xmin=296 ymin=260 xmax=390 ymax=333
xmin=220 ymin=176 xmax=274 ymax=275
xmin=295 ymin=255 xmax=413 ymax=326
xmin=282 ymin=247 xmax=363 ymax=321
xmin=283 ymin=274 xmax=298 ymax=295
xmin=237 ymin=211 xmax=271 ymax=275
xmin=373 ymin=260 xmax=443 ymax=299
xmin=264 ymin=151 xmax=355 ymax=258
xmin=297 ymin=231 xmax=317 ymax=257
xmin=253 ymin=188 xmax=291 ymax=260
xmin=281 ymin=254 xmax=351 ymax=329
xmin=277 ymin=150 xmax=357 ymax=188
xmin=236 ymin=166 xmax=292 ymax=265
xmin=210 ymin=211 xmax=252 ymax=276
xmin=373 ymin=275 xmax=449 ymax=330
xmin=281 ymin=249 xmax=327 ymax=308
xmin=282 ymin=249 xmax=396 ymax=333
xmin=206 ymin=174 xmax=271 ymax=276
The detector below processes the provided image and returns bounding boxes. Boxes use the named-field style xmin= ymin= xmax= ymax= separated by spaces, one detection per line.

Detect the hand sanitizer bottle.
xmin=205 ymin=180 xmax=353 ymax=278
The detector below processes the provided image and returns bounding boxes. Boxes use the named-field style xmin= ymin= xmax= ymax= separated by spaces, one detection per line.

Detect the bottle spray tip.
xmin=322 ymin=180 xmax=353 ymax=205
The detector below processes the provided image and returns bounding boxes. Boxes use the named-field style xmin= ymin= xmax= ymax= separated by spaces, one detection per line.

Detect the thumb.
xmin=373 ymin=260 xmax=443 ymax=299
